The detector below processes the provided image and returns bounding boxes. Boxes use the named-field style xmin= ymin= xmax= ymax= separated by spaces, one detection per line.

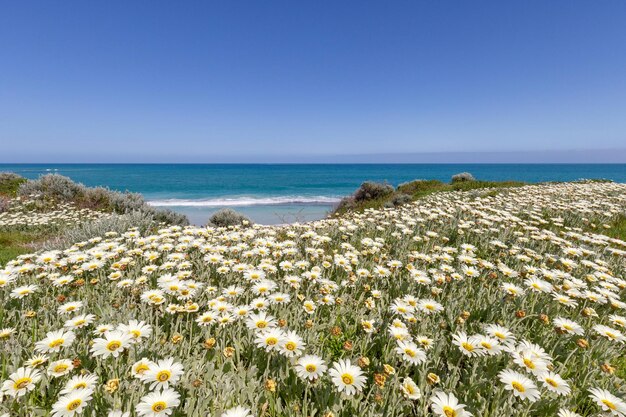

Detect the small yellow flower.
xmin=427 ymin=373 xmax=440 ymax=385
xmin=223 ymin=347 xmax=235 ymax=358
xmin=104 ymin=378 xmax=120 ymax=394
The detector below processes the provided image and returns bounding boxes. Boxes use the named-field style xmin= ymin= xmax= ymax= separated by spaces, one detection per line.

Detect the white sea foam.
xmin=147 ymin=196 xmax=342 ymax=207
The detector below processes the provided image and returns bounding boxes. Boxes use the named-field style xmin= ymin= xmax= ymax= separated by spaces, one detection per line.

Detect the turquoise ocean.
xmin=1 ymin=164 xmax=624 ymax=225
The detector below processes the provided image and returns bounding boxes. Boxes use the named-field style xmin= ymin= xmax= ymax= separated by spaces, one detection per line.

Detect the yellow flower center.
xmin=66 ymin=399 xmax=82 ymax=411
xmin=545 ymin=378 xmax=558 ymax=387
xmin=135 ymin=364 xmax=150 ymax=374
xmin=152 ymin=401 xmax=167 ymax=412
xmin=106 ymin=341 xmax=121 ymax=351
xmin=462 ymin=342 xmax=474 ymax=352
xmin=49 ymin=339 xmax=65 ymax=348
xmin=480 ymin=342 xmax=492 ymax=349
xmin=131 ymin=330 xmax=142 ymax=338
xmin=14 ymin=377 xmax=32 ymax=390
xmin=266 ymin=337 xmax=278 ymax=346
xmin=405 ymin=348 xmax=416 ymax=357
xmin=341 ymin=373 xmax=354 ymax=385
xmin=512 ymin=381 xmax=525 ymax=392
xmin=54 ymin=364 xmax=69 ymax=373
xmin=305 ymin=364 xmax=317 ymax=372
xmin=443 ymin=406 xmax=457 ymax=417
xmin=284 ymin=341 xmax=297 ymax=351
xmin=523 ymin=358 xmax=535 ymax=369
xmin=157 ymin=370 xmax=171 ymax=382
xmin=602 ymin=399 xmax=617 ymax=410
xmin=257 ymin=321 xmax=267 ymax=329
xmin=563 ymin=324 xmax=573 ymax=331
xmin=74 ymin=320 xmax=86 ymax=326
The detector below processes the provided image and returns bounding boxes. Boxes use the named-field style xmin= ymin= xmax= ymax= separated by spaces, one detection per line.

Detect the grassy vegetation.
xmin=603 ymin=213 xmax=626 ymax=241
xmin=333 ymin=178 xmax=528 ymax=215
xmin=0 ymin=230 xmax=51 ymax=266
xmin=0 ymin=174 xmax=31 ymax=265
xmin=0 ymin=174 xmax=27 ymax=197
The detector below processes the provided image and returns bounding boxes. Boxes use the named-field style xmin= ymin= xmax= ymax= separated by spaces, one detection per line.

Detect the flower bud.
xmin=427 ymin=373 xmax=440 ymax=385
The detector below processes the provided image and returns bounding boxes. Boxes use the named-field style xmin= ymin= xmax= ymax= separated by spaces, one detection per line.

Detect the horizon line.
xmin=2 ymin=149 xmax=626 ymax=164
xmin=2 ymin=162 xmax=626 ymax=165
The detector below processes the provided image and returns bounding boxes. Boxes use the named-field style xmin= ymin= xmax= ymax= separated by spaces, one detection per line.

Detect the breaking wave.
xmin=147 ymin=196 xmax=342 ymax=207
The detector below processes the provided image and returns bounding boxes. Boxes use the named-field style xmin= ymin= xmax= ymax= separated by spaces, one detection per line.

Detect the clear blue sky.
xmin=1 ymin=1 xmax=625 ymax=162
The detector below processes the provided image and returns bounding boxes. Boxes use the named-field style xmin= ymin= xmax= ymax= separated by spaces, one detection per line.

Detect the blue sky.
xmin=1 ymin=1 xmax=625 ymax=162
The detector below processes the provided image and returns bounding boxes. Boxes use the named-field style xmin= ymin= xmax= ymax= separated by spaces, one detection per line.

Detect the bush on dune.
xmin=353 ymin=181 xmax=394 ymax=202
xmin=451 ymin=172 xmax=476 ymax=183
xmin=336 ymin=181 xmax=395 ymax=213
xmin=18 ymin=173 xmax=84 ymax=201
xmin=150 ymin=207 xmax=190 ymax=226
xmin=17 ymin=174 xmax=189 ymax=226
xmin=208 ymin=208 xmax=252 ymax=228
xmin=385 ymin=193 xmax=412 ymax=208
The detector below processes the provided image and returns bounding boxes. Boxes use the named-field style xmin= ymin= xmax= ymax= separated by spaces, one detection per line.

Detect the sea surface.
xmin=1 ymin=164 xmax=624 ymax=225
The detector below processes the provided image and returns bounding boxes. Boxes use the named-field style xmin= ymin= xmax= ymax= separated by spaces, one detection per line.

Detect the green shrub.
xmin=109 ymin=190 xmax=147 ymax=213
xmin=18 ymin=174 xmax=84 ymax=201
xmin=353 ymin=181 xmax=394 ymax=202
xmin=451 ymin=172 xmax=476 ymax=183
xmin=335 ymin=196 xmax=357 ymax=213
xmin=80 ymin=186 xmax=114 ymax=210
xmin=208 ymin=208 xmax=252 ymax=228
xmin=389 ymin=193 xmax=412 ymax=207
xmin=150 ymin=208 xmax=190 ymax=226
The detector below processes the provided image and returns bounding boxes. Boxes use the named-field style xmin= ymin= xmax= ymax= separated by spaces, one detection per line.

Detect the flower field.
xmin=0 ymin=198 xmax=106 ymax=229
xmin=1 ymin=181 xmax=626 ymax=417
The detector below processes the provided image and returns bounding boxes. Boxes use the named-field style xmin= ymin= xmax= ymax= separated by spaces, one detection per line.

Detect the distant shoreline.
xmin=2 ymin=163 xmax=625 ymax=225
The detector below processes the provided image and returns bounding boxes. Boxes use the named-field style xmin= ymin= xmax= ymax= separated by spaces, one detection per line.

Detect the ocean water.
xmin=1 ymin=164 xmax=624 ymax=225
